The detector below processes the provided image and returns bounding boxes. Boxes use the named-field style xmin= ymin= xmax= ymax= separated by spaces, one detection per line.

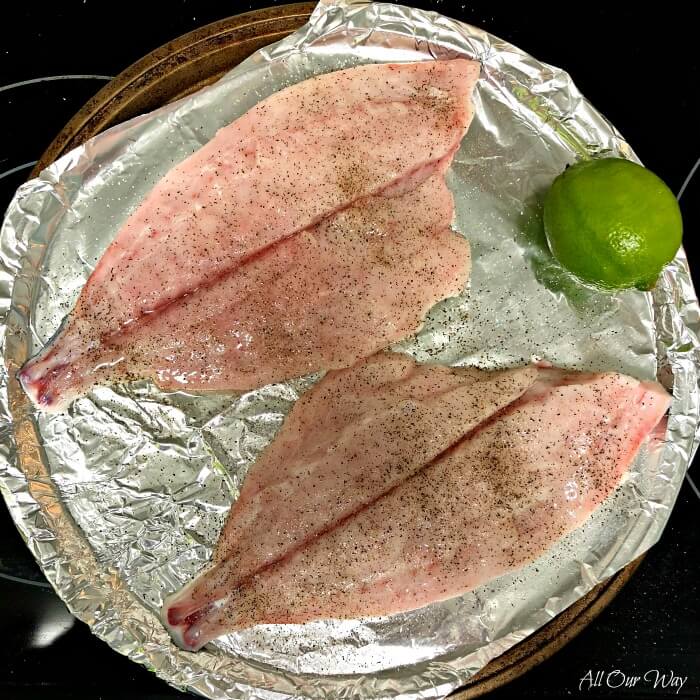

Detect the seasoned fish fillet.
xmin=165 ymin=353 xmax=537 ymax=630
xmin=19 ymin=176 xmax=470 ymax=407
xmin=20 ymin=59 xmax=479 ymax=411
xmin=163 ymin=362 xmax=669 ymax=650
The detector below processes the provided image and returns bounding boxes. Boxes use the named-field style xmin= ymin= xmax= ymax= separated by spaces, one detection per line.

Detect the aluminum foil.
xmin=1 ymin=1 xmax=699 ymax=698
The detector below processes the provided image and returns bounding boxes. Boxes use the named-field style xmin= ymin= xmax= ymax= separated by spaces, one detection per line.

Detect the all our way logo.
xmin=579 ymin=669 xmax=688 ymax=694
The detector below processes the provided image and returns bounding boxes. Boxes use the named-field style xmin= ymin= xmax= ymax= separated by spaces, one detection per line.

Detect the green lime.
xmin=543 ymin=157 xmax=682 ymax=290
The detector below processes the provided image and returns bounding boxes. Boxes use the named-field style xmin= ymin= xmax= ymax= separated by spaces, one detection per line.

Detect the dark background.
xmin=0 ymin=1 xmax=698 ymax=698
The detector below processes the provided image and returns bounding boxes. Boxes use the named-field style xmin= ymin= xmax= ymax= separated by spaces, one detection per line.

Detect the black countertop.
xmin=1 ymin=2 xmax=698 ymax=698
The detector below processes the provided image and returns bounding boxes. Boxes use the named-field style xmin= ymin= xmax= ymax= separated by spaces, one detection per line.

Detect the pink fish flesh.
xmin=20 ymin=59 xmax=479 ymax=411
xmin=163 ymin=360 xmax=669 ymax=650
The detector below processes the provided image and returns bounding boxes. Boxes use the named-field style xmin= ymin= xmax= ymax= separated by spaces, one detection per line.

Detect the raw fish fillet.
xmin=20 ymin=59 xmax=479 ymax=411
xmin=164 ymin=363 xmax=669 ymax=650
xmin=165 ymin=353 xmax=538 ymax=630
xmin=19 ymin=176 xmax=470 ymax=408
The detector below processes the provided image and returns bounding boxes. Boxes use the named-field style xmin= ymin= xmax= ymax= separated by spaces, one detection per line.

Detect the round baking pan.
xmin=28 ymin=3 xmax=644 ymax=697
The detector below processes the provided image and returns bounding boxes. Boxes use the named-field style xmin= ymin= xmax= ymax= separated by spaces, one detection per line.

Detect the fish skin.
xmin=19 ymin=175 xmax=470 ymax=409
xmin=19 ymin=59 xmax=479 ymax=411
xmin=164 ymin=353 xmax=538 ymax=628
xmin=163 ymin=365 xmax=670 ymax=651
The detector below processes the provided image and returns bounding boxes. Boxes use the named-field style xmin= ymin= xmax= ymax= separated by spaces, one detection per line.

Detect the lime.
xmin=543 ymin=157 xmax=682 ymax=290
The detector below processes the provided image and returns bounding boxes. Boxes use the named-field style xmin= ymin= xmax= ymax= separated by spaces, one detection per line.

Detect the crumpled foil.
xmin=1 ymin=1 xmax=699 ymax=698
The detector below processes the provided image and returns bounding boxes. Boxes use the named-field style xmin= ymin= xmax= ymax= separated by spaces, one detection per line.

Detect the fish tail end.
xmin=17 ymin=358 xmax=67 ymax=412
xmin=162 ymin=593 xmax=222 ymax=652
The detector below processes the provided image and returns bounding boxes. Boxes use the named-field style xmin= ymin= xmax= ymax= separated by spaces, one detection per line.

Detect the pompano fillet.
xmin=19 ymin=58 xmax=480 ymax=411
xmin=162 ymin=356 xmax=670 ymax=651
xmin=19 ymin=175 xmax=470 ymax=408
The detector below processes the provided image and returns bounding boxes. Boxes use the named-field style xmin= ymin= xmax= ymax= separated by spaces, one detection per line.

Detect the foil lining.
xmin=1 ymin=1 xmax=699 ymax=698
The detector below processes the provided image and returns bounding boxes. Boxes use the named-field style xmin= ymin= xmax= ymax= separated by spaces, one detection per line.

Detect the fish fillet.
xmin=164 ymin=353 xmax=538 ymax=629
xmin=20 ymin=176 xmax=470 ymax=408
xmin=163 ymin=364 xmax=669 ymax=650
xmin=20 ymin=59 xmax=480 ymax=411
